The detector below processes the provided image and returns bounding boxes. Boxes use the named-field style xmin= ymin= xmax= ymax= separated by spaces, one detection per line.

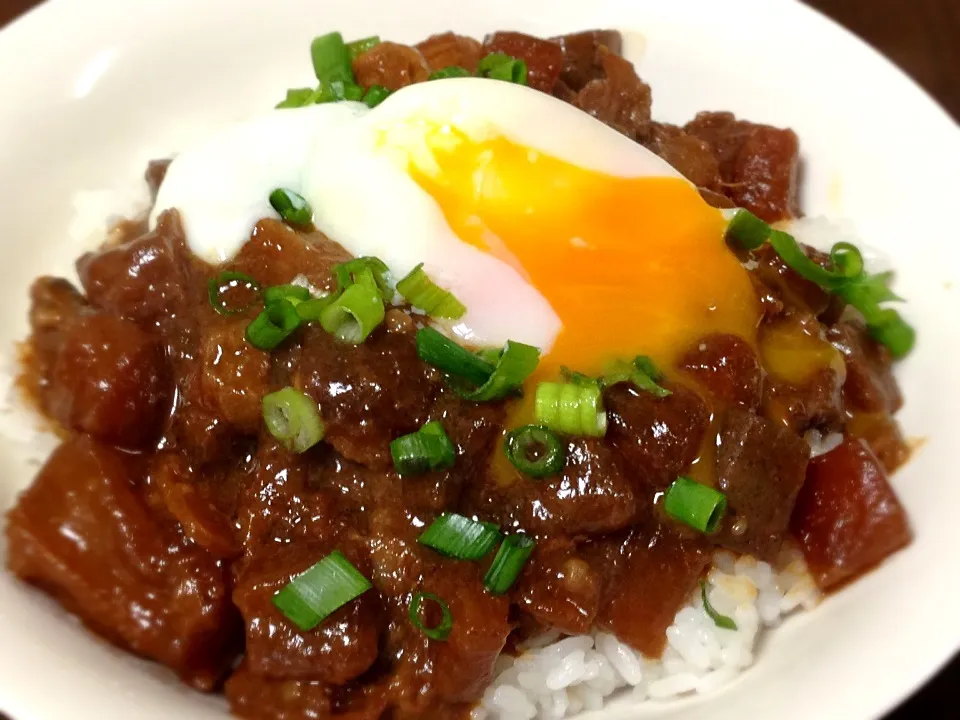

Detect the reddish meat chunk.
xmin=484 ymin=31 xmax=563 ymax=93
xmin=552 ymin=30 xmax=622 ymax=92
xmin=827 ymin=321 xmax=903 ymax=414
xmin=679 ymin=333 xmax=762 ymax=410
xmin=352 ymin=42 xmax=430 ymax=90
xmin=226 ymin=663 xmax=335 ymax=720
xmin=416 ymin=32 xmax=484 ymax=73
xmin=234 ymin=543 xmax=381 ymax=685
xmin=45 ymin=313 xmax=169 ymax=448
xmin=847 ymin=413 xmax=910 ymax=474
xmin=644 ymin=123 xmax=721 ymax=190
xmin=762 ymin=367 xmax=844 ymax=434
xmin=27 ymin=277 xmax=88 ymax=401
xmin=749 ymin=245 xmax=832 ymax=318
xmin=4 ymin=436 xmax=235 ymax=689
xmin=595 ymin=528 xmax=708 ymax=657
xmin=605 ymin=381 xmax=709 ymax=489
xmin=714 ymin=409 xmax=810 ymax=559
xmin=791 ymin=439 xmax=912 ymax=590
xmin=576 ymin=47 xmax=652 ymax=141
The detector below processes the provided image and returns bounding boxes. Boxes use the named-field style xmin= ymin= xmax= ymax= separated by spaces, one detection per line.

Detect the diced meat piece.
xmin=77 ymin=209 xmax=190 ymax=326
xmin=416 ymin=32 xmax=484 ymax=73
xmin=44 ymin=313 xmax=170 ymax=448
xmin=791 ymin=439 xmax=912 ymax=590
xmin=827 ymin=321 xmax=903 ymax=414
xmin=424 ymin=560 xmax=511 ymax=703
xmin=749 ymin=245 xmax=832 ymax=317
xmin=762 ymin=367 xmax=844 ymax=434
xmin=483 ymin=31 xmax=563 ymax=93
xmin=713 ymin=409 xmax=810 ymax=559
xmin=552 ymin=30 xmax=622 ymax=92
xmin=226 ymin=663 xmax=335 ymax=720
xmin=145 ymin=158 xmax=171 ymax=201
xmin=644 ymin=123 xmax=721 ymax=190
xmin=847 ymin=413 xmax=910 ymax=473
xmin=576 ymin=47 xmax=652 ymax=141
xmin=199 ymin=316 xmax=271 ymax=434
xmin=4 ymin=435 xmax=236 ymax=689
xmin=684 ymin=111 xmax=800 ymax=222
xmin=233 ymin=542 xmax=381 ymax=684
xmin=595 ymin=528 xmax=708 ymax=657
xmin=605 ymin=381 xmax=709 ymax=489
xmin=295 ymin=324 xmax=437 ymax=469
xmin=27 ymin=277 xmax=88 ymax=398
xmin=679 ymin=333 xmax=762 ymax=410
xmin=352 ymin=42 xmax=430 ymax=90
xmin=513 ymin=537 xmax=601 ymax=635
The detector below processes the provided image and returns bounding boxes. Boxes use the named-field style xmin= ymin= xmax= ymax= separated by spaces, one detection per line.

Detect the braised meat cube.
xmin=352 ymin=42 xmax=430 ymax=90
xmin=484 ymin=31 xmax=564 ymax=93
xmin=827 ymin=321 xmax=903 ymax=414
xmin=679 ymin=333 xmax=763 ymax=410
xmin=576 ymin=47 xmax=652 ymax=141
xmin=552 ymin=29 xmax=623 ymax=91
xmin=644 ymin=122 xmax=722 ymax=190
xmin=416 ymin=32 xmax=484 ymax=73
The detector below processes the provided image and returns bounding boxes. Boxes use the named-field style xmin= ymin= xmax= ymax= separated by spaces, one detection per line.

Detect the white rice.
xmin=473 ymin=547 xmax=820 ymax=720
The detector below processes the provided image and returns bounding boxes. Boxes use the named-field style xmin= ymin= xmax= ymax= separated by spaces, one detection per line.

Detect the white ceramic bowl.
xmin=0 ymin=1 xmax=958 ymax=718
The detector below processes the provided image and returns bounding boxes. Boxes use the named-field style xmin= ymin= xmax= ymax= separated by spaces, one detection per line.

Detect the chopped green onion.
xmin=347 ymin=35 xmax=381 ymax=60
xmin=333 ymin=256 xmax=391 ymax=295
xmin=311 ymin=32 xmax=354 ymax=84
xmin=700 ymin=580 xmax=737 ymax=630
xmin=269 ymin=188 xmax=313 ymax=225
xmin=418 ymin=512 xmax=502 ymax=559
xmin=264 ymin=284 xmax=311 ymax=306
xmin=478 ymin=53 xmax=528 ymax=85
xmin=504 ymin=425 xmax=565 ymax=478
xmin=396 ymin=263 xmax=466 ymax=319
xmin=363 ymin=85 xmax=391 ymax=108
xmin=454 ymin=340 xmax=540 ymax=402
xmin=483 ymin=534 xmax=535 ymax=595
xmin=429 ymin=66 xmax=472 ymax=80
xmin=390 ymin=420 xmax=456 ymax=475
xmin=664 ymin=476 xmax=727 ymax=534
xmin=319 ymin=281 xmax=384 ymax=344
xmin=725 ymin=208 xmax=771 ymax=250
xmin=276 ymin=87 xmax=315 ymax=109
xmin=296 ymin=293 xmax=339 ymax=322
xmin=262 ymin=387 xmax=325 ymax=453
xmin=207 ymin=271 xmax=261 ymax=316
xmin=535 ymin=382 xmax=607 ymax=437
xmin=408 ymin=591 xmax=453 ymax=641
xmin=416 ymin=327 xmax=496 ymax=386
xmin=560 ymin=366 xmax=598 ymax=388
xmin=866 ymin=308 xmax=915 ymax=358
xmin=246 ymin=299 xmax=301 ymax=349
xmin=604 ymin=356 xmax=671 ymax=397
xmin=272 ymin=550 xmax=371 ymax=631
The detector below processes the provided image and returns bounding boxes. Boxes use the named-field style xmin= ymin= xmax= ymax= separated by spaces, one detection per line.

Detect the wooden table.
xmin=0 ymin=1 xmax=956 ymax=719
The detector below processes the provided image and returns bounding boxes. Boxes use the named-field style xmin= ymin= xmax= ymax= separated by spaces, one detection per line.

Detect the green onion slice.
xmin=296 ymin=293 xmax=339 ymax=322
xmin=276 ymin=87 xmax=315 ymax=109
xmin=262 ymin=387 xmax=325 ymax=453
xmin=504 ymin=425 xmax=565 ymax=478
xmin=362 ymin=85 xmax=391 ymax=108
xmin=453 ymin=340 xmax=539 ymax=402
xmin=418 ymin=512 xmax=501 ymax=559
xmin=334 ymin=256 xmax=391 ymax=295
xmin=483 ymin=534 xmax=535 ymax=595
xmin=664 ymin=476 xmax=727 ymax=534
xmin=319 ymin=282 xmax=384 ymax=344
xmin=604 ymin=356 xmax=671 ymax=397
xmin=390 ymin=420 xmax=456 ymax=476
xmin=429 ymin=66 xmax=472 ymax=80
xmin=396 ymin=263 xmax=466 ymax=319
xmin=725 ymin=208 xmax=771 ymax=250
xmin=272 ymin=550 xmax=371 ymax=631
xmin=269 ymin=188 xmax=313 ymax=225
xmin=311 ymin=32 xmax=354 ymax=84
xmin=264 ymin=284 xmax=311 ymax=306
xmin=207 ymin=271 xmax=262 ymax=316
xmin=408 ymin=591 xmax=453 ymax=641
xmin=535 ymin=382 xmax=607 ymax=437
xmin=416 ymin=327 xmax=496 ymax=386
xmin=347 ymin=35 xmax=381 ymax=60
xmin=478 ymin=53 xmax=528 ymax=85
xmin=246 ymin=299 xmax=301 ymax=350
xmin=700 ymin=580 xmax=737 ymax=630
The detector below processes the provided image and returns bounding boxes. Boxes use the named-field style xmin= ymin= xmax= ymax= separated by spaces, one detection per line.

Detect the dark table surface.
xmin=0 ymin=1 xmax=957 ymax=719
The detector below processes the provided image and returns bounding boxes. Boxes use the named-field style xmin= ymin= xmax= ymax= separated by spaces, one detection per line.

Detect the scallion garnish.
xmin=534 ymin=382 xmax=607 ymax=437
xmin=390 ymin=420 xmax=456 ymax=475
xmin=453 ymin=340 xmax=540 ymax=402
xmin=310 ymin=32 xmax=354 ymax=85
xmin=262 ymin=387 xmax=325 ymax=453
xmin=347 ymin=35 xmax=381 ymax=60
xmin=416 ymin=327 xmax=496 ymax=386
xmin=319 ymin=281 xmax=385 ymax=344
xmin=276 ymin=87 xmax=315 ymax=109
xmin=207 ymin=271 xmax=262 ymax=316
xmin=418 ymin=512 xmax=501 ymax=559
xmin=408 ymin=591 xmax=453 ymax=641
xmin=504 ymin=425 xmax=565 ymax=478
xmin=246 ymin=299 xmax=301 ymax=349
xmin=725 ymin=208 xmax=771 ymax=250
xmin=700 ymin=580 xmax=737 ymax=630
xmin=604 ymin=356 xmax=672 ymax=397
xmin=272 ymin=550 xmax=371 ymax=631
xmin=396 ymin=263 xmax=466 ymax=319
xmin=429 ymin=66 xmax=472 ymax=81
xmin=333 ymin=256 xmax=391 ymax=295
xmin=483 ymin=534 xmax=535 ymax=595
xmin=477 ymin=53 xmax=528 ymax=85
xmin=264 ymin=284 xmax=311 ymax=306
xmin=296 ymin=294 xmax=339 ymax=322
xmin=362 ymin=85 xmax=391 ymax=108
xmin=664 ymin=476 xmax=727 ymax=534
xmin=269 ymin=188 xmax=313 ymax=225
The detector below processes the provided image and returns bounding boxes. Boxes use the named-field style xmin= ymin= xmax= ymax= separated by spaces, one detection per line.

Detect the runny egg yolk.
xmin=406 ymin=127 xmax=761 ymax=378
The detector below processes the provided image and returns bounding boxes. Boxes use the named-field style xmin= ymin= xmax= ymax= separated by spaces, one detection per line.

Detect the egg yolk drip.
xmin=405 ymin=127 xmax=760 ymax=376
